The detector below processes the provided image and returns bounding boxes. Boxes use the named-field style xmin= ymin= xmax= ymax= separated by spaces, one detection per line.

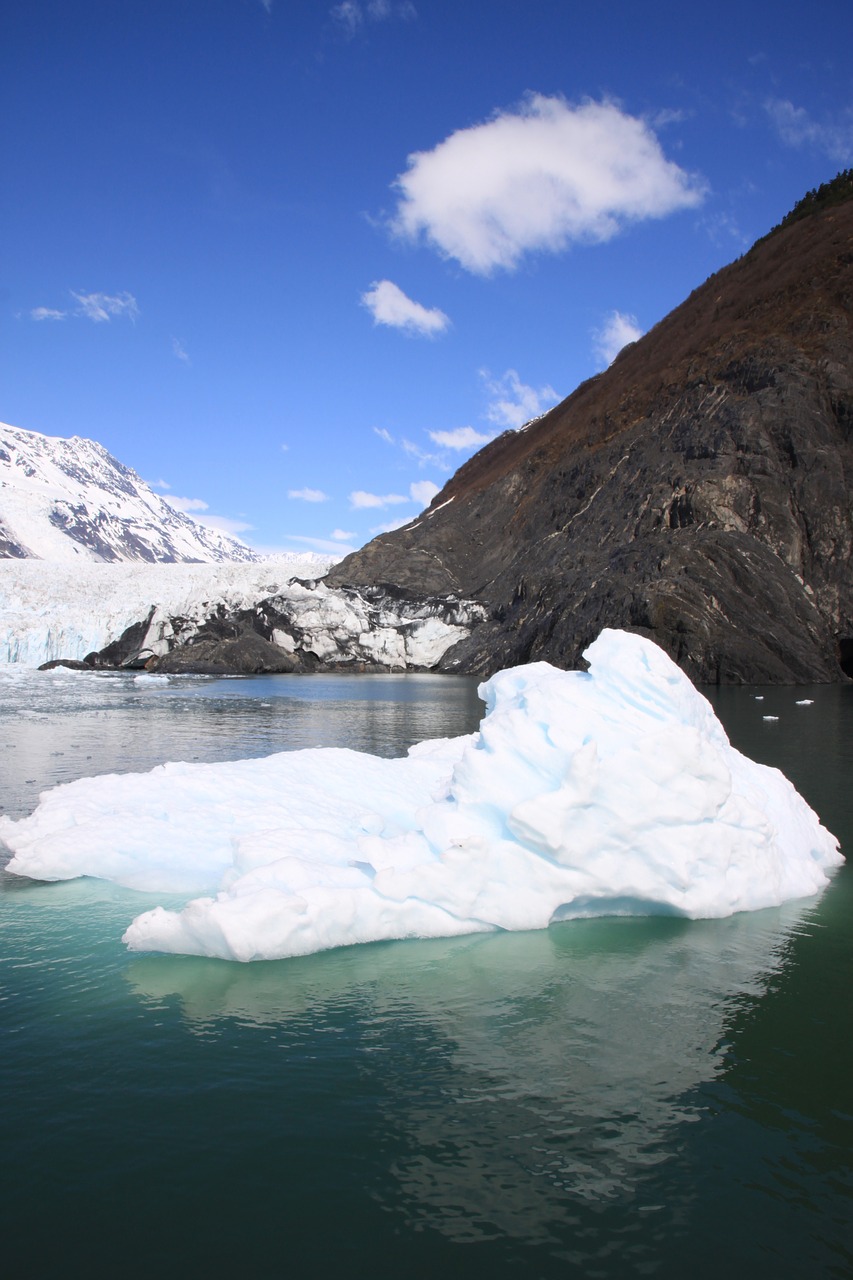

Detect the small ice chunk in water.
xmin=1 ymin=630 xmax=842 ymax=962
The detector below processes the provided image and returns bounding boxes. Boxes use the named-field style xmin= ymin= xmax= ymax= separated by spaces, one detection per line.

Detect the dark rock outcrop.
xmin=82 ymin=582 xmax=487 ymax=674
xmin=328 ymin=189 xmax=853 ymax=684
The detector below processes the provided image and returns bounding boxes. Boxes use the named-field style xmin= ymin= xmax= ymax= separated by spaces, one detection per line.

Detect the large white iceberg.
xmin=1 ymin=631 xmax=842 ymax=960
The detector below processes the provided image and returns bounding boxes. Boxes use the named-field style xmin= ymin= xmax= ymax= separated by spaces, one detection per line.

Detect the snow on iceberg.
xmin=1 ymin=630 xmax=842 ymax=961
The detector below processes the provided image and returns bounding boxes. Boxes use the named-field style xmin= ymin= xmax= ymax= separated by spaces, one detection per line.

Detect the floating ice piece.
xmin=1 ymin=630 xmax=842 ymax=961
xmin=796 ymin=699 xmax=814 ymax=706
xmin=762 ymin=715 xmax=779 ymax=722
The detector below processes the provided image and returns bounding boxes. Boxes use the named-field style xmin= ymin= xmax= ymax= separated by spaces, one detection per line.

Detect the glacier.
xmin=1 ymin=630 xmax=841 ymax=962
xmin=0 ymin=555 xmax=337 ymax=666
xmin=0 ymin=556 xmax=484 ymax=671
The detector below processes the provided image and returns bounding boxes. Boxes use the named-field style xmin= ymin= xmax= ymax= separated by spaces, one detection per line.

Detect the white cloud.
xmin=330 ymin=1 xmax=363 ymax=36
xmin=350 ymin=489 xmax=408 ymax=509
xmin=361 ymin=279 xmax=449 ymax=337
xmin=482 ymin=368 xmax=559 ymax=429
xmin=370 ymin=516 xmax=413 ymax=535
xmin=764 ymin=98 xmax=853 ymax=164
xmin=31 ymin=306 xmax=66 ymax=321
xmin=72 ymin=290 xmax=139 ymax=323
xmin=192 ymin=513 xmax=253 ymax=536
xmin=165 ymin=495 xmax=209 ymax=513
xmin=429 ymin=425 xmax=494 ymax=450
xmin=373 ymin=426 xmax=395 ymax=444
xmin=390 ymin=93 xmax=705 ymax=274
xmin=259 ymin=0 xmax=273 ymax=12
xmin=331 ymin=528 xmax=356 ymax=541
xmin=592 ymin=310 xmax=644 ymax=367
xmin=401 ymin=438 xmax=447 ymax=468
xmin=172 ymin=337 xmax=190 ymax=363
xmin=165 ymin=495 xmax=252 ymax=536
xmin=147 ymin=478 xmax=171 ymax=491
xmin=283 ymin=534 xmax=358 ymax=554
xmin=288 ymin=487 xmax=329 ymax=502
xmin=410 ymin=479 xmax=439 ymax=507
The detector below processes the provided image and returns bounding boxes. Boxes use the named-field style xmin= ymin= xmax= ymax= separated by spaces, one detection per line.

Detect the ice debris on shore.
xmin=1 ymin=630 xmax=842 ymax=961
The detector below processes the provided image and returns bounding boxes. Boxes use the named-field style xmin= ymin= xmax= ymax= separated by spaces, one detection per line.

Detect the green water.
xmin=1 ymin=671 xmax=851 ymax=1278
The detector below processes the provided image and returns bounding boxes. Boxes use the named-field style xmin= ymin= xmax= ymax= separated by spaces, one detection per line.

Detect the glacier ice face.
xmin=0 ymin=555 xmax=336 ymax=666
xmin=0 ymin=630 xmax=842 ymax=961
xmin=0 ymin=558 xmax=482 ymax=670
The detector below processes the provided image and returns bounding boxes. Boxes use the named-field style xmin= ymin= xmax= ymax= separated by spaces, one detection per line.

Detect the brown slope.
xmin=329 ymin=197 xmax=853 ymax=683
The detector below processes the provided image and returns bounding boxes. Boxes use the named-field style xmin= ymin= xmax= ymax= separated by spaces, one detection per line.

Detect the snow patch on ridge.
xmin=1 ymin=630 xmax=841 ymax=961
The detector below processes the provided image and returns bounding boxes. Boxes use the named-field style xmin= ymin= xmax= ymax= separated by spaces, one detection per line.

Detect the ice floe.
xmin=0 ymin=630 xmax=842 ymax=961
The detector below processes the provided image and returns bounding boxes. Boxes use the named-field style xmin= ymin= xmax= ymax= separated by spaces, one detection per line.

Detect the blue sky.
xmin=3 ymin=0 xmax=853 ymax=555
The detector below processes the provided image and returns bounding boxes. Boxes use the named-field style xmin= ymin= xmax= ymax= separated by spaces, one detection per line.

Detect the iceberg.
xmin=0 ymin=630 xmax=841 ymax=961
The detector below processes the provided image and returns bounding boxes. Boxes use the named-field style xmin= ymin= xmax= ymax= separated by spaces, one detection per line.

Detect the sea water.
xmin=1 ymin=668 xmax=851 ymax=1277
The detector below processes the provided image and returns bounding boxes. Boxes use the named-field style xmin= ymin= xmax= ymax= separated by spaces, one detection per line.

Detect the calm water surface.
xmin=1 ymin=668 xmax=851 ymax=1278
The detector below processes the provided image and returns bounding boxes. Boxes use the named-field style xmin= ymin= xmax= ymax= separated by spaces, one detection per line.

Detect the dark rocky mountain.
xmin=329 ymin=181 xmax=853 ymax=683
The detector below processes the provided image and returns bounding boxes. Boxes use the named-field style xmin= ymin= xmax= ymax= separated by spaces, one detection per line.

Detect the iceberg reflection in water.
xmin=126 ymin=900 xmax=815 ymax=1232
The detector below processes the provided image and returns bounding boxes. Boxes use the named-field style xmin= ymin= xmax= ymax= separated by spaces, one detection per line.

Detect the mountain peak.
xmin=0 ymin=421 xmax=260 ymax=564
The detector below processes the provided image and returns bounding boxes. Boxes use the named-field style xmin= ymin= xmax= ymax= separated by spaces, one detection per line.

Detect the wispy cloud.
xmin=330 ymin=1 xmax=363 ymax=37
xmin=331 ymin=528 xmax=356 ymax=541
xmin=164 ymin=495 xmax=252 ymax=537
xmin=259 ymin=0 xmax=273 ymax=13
xmin=71 ymin=290 xmax=139 ymax=323
xmin=350 ymin=489 xmax=409 ymax=509
xmin=29 ymin=291 xmax=139 ymax=324
xmin=330 ymin=0 xmax=416 ymax=38
xmin=429 ymin=425 xmax=494 ymax=450
xmin=164 ymin=495 xmax=209 ymax=513
xmin=764 ymin=98 xmax=853 ymax=164
xmin=592 ymin=310 xmax=644 ymax=367
xmin=288 ymin=487 xmax=330 ymax=502
xmin=171 ymin=337 xmax=190 ymax=363
xmin=285 ymin=534 xmax=357 ymax=554
xmin=194 ymin=513 xmax=253 ymax=536
xmin=482 ymin=368 xmax=558 ymax=429
xmin=390 ymin=93 xmax=705 ymax=274
xmin=370 ymin=515 xmax=413 ymax=535
xmin=361 ymin=279 xmax=449 ymax=336
xmin=373 ymin=426 xmax=395 ymax=444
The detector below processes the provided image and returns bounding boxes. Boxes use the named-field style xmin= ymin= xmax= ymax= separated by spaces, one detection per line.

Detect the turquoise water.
xmin=1 ymin=670 xmax=851 ymax=1278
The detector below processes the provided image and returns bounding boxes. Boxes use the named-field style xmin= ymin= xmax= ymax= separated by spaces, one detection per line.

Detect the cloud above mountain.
xmin=390 ymin=94 xmax=705 ymax=274
xmin=361 ymin=279 xmax=449 ymax=336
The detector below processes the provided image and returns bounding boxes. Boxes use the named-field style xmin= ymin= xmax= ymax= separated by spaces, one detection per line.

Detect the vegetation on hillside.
xmin=758 ymin=169 xmax=853 ymax=244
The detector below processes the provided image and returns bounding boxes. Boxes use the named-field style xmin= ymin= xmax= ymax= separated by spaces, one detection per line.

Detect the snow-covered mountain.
xmin=0 ymin=420 xmax=260 ymax=563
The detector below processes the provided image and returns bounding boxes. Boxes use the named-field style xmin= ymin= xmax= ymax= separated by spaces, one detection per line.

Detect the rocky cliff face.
xmin=328 ymin=195 xmax=853 ymax=683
